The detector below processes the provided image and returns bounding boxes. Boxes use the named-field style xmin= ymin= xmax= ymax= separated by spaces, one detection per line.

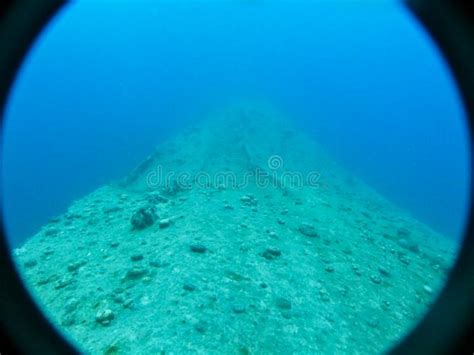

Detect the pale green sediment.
xmin=14 ymin=101 xmax=457 ymax=354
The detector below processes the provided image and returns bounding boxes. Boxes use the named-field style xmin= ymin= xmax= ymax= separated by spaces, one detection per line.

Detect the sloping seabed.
xmin=13 ymin=101 xmax=456 ymax=354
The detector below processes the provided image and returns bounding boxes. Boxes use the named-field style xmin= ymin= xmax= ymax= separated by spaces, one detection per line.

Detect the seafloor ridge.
xmin=13 ymin=101 xmax=456 ymax=354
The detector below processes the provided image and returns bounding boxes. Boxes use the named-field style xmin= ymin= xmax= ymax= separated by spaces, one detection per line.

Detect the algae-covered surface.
xmin=13 ymin=102 xmax=457 ymax=354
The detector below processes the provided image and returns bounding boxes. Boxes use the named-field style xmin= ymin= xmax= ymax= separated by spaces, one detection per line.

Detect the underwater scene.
xmin=1 ymin=2 xmax=470 ymax=355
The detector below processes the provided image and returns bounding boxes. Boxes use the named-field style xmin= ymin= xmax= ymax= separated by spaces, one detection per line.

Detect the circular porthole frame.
xmin=0 ymin=1 xmax=473 ymax=354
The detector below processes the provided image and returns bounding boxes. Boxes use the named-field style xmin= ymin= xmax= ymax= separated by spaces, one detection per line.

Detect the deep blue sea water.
xmin=2 ymin=1 xmax=470 ymax=247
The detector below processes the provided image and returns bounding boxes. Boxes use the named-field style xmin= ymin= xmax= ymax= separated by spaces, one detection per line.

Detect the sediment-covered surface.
xmin=13 ymin=102 xmax=456 ymax=354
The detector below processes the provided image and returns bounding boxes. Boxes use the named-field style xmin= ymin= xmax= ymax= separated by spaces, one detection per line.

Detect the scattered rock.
xmin=190 ymin=244 xmax=207 ymax=254
xmin=44 ymin=228 xmax=59 ymax=237
xmin=398 ymin=252 xmax=411 ymax=265
xmin=104 ymin=344 xmax=120 ymax=355
xmin=194 ymin=320 xmax=207 ymax=333
xmin=232 ymin=304 xmax=246 ymax=314
xmin=423 ymin=285 xmax=433 ymax=295
xmin=352 ymin=264 xmax=362 ymax=276
xmin=319 ymin=289 xmax=330 ymax=302
xmin=225 ymin=270 xmax=250 ymax=282
xmin=159 ymin=218 xmax=171 ymax=229
xmin=67 ymin=260 xmax=86 ymax=272
xmin=124 ymin=267 xmax=148 ymax=281
xmin=149 ymin=260 xmax=169 ymax=268
xmin=54 ymin=277 xmax=74 ymax=290
xmin=378 ymin=266 xmax=391 ymax=277
xmin=130 ymin=205 xmax=157 ymax=230
xmin=24 ymin=259 xmax=38 ymax=268
xmin=131 ymin=254 xmax=144 ymax=262
xmin=61 ymin=313 xmax=76 ymax=327
xmin=397 ymin=227 xmax=411 ymax=238
xmin=298 ymin=223 xmax=319 ymax=238
xmin=370 ymin=275 xmax=382 ymax=284
xmin=103 ymin=205 xmax=122 ymax=214
xmin=366 ymin=315 xmax=380 ymax=328
xmin=122 ymin=299 xmax=134 ymax=309
xmin=325 ymin=265 xmax=335 ymax=273
xmin=294 ymin=198 xmax=303 ymax=205
xmin=275 ymin=297 xmax=292 ymax=310
xmin=64 ymin=298 xmax=79 ymax=313
xmin=261 ymin=247 xmax=282 ymax=260
xmin=277 ymin=219 xmax=286 ymax=225
xmin=241 ymin=195 xmax=258 ymax=206
xmin=183 ymin=283 xmax=196 ymax=292
xmin=398 ymin=238 xmax=420 ymax=254
xmin=268 ymin=231 xmax=278 ymax=239
xmin=95 ymin=309 xmax=115 ymax=326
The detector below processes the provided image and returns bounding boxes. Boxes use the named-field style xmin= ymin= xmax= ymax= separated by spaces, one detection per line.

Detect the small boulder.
xmin=275 ymin=297 xmax=292 ymax=310
xmin=183 ymin=283 xmax=196 ymax=292
xmin=24 ymin=259 xmax=38 ymax=268
xmin=298 ymin=223 xmax=319 ymax=238
xmin=158 ymin=218 xmax=171 ymax=229
xmin=95 ymin=309 xmax=115 ymax=326
xmin=130 ymin=254 xmax=144 ymax=262
xmin=190 ymin=244 xmax=207 ymax=254
xmin=130 ymin=205 xmax=157 ymax=230
xmin=124 ymin=267 xmax=148 ymax=281
xmin=240 ymin=195 xmax=258 ymax=207
xmin=261 ymin=247 xmax=282 ymax=260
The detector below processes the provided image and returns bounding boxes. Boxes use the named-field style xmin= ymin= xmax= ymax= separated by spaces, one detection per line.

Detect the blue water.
xmin=2 ymin=1 xmax=470 ymax=247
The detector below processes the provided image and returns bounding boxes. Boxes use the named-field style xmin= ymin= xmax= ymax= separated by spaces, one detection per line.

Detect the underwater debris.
xmin=95 ymin=309 xmax=115 ymax=326
xmin=130 ymin=205 xmax=157 ymax=230
xmin=298 ymin=223 xmax=319 ymax=238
